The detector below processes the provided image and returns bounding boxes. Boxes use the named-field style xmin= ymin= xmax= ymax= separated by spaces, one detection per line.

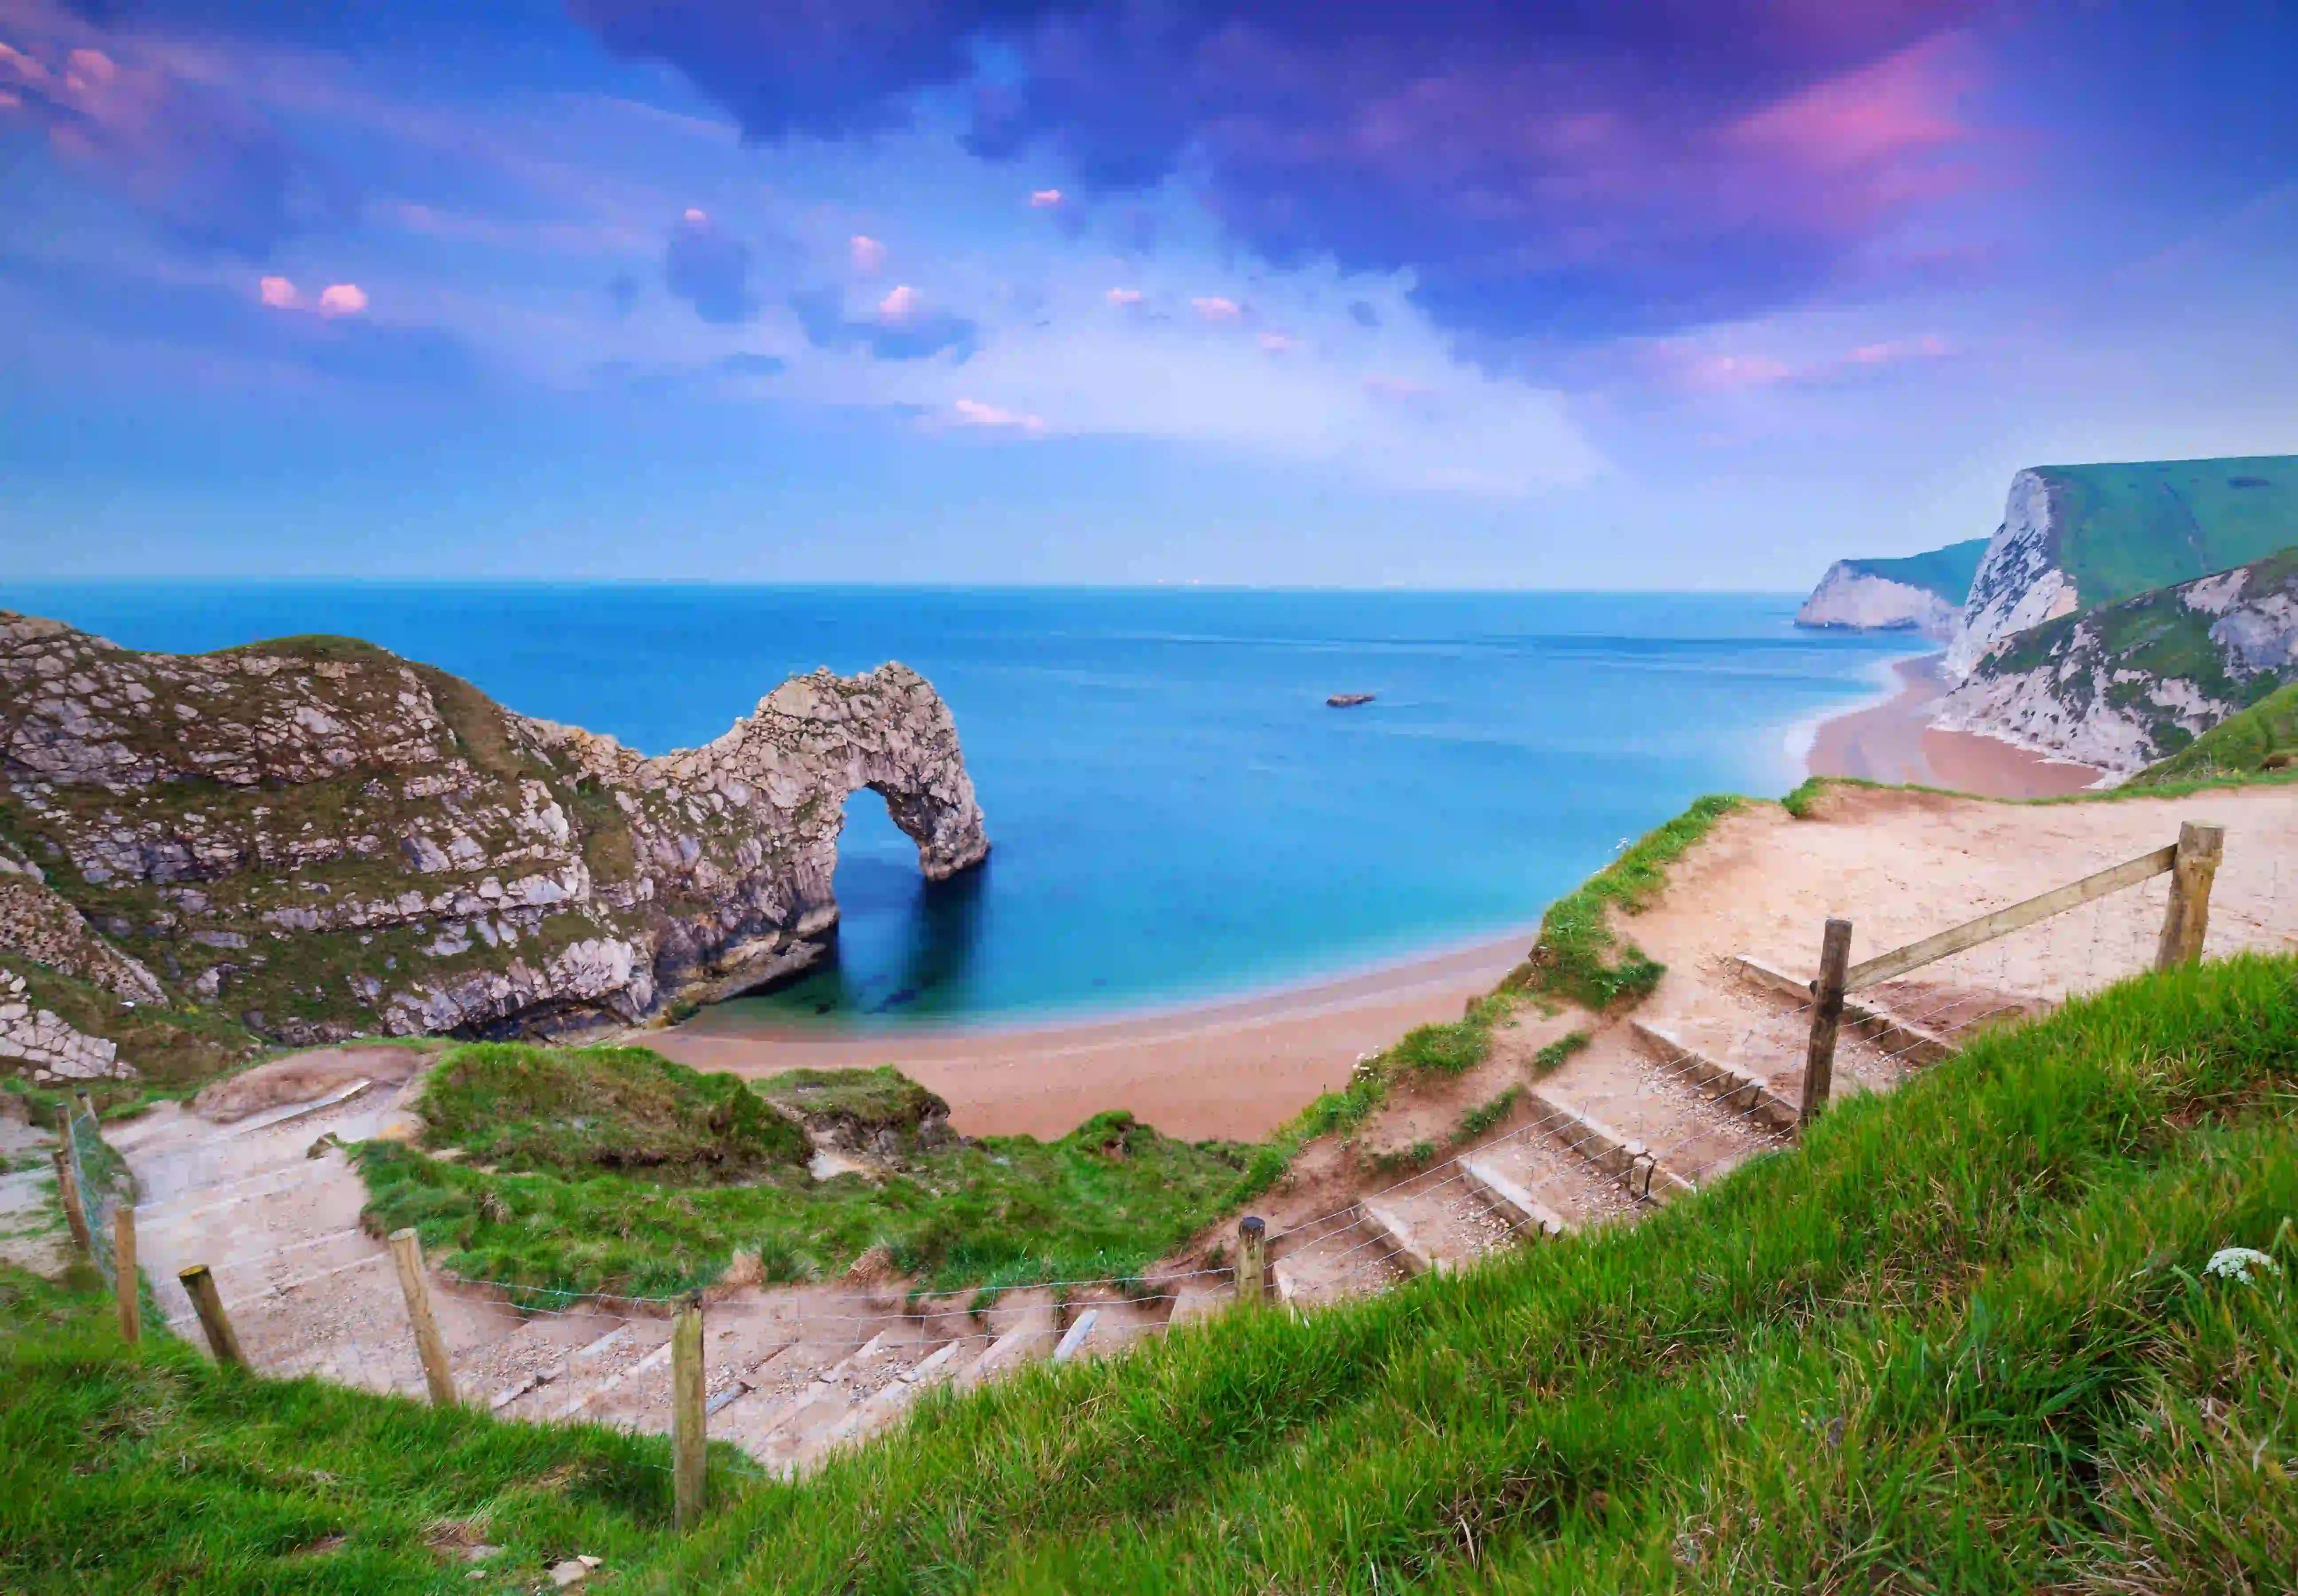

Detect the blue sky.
xmin=1 ymin=0 xmax=2293 ymax=587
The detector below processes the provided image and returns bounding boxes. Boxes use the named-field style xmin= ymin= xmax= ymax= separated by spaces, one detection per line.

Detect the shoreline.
xmin=650 ymin=930 xmax=1535 ymax=1142
xmin=650 ymin=650 xmax=2102 ymax=1143
xmin=1803 ymin=652 xmax=2106 ymax=799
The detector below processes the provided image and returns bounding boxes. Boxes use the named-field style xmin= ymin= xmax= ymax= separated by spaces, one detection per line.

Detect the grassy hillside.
xmin=0 ymin=1266 xmax=683 ymax=1595
xmin=637 ymin=952 xmax=2298 ymax=1595
xmin=16 ymin=954 xmax=2290 ymax=1592
xmin=1841 ymin=536 xmax=1990 ymax=603
xmin=1978 ymin=543 xmax=2298 ymax=761
xmin=361 ymin=1043 xmax=1255 ymax=1299
xmin=2043 ymin=453 xmax=2298 ymax=607
xmin=2132 ymin=681 xmax=2298 ymax=786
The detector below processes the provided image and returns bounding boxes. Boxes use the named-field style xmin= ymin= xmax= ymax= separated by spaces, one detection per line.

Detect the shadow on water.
xmin=741 ymin=852 xmax=992 ymax=1024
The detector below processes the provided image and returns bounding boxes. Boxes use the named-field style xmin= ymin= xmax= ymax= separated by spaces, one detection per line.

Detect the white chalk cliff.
xmin=1795 ymin=563 xmax=1961 ymax=637
xmin=1942 ymin=470 xmax=2081 ymax=679
xmin=1932 ymin=551 xmax=2298 ymax=776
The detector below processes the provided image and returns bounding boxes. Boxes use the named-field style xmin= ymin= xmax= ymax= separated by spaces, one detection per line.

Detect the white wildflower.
xmin=2204 ymin=1247 xmax=2281 ymax=1284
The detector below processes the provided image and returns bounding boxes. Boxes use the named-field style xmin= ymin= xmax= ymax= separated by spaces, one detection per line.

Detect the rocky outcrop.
xmin=0 ymin=968 xmax=134 ymax=1081
xmin=1943 ymin=470 xmax=2080 ymax=678
xmin=0 ymin=611 xmax=988 ymax=1047
xmin=0 ymin=843 xmax=167 ymax=1005
xmin=1933 ymin=548 xmax=2298 ymax=776
xmin=1795 ymin=564 xmax=1961 ymax=637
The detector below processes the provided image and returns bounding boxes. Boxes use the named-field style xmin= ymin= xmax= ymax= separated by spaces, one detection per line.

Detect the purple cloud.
xmin=665 ymin=207 xmax=757 ymax=323
xmin=570 ymin=0 xmax=1997 ymax=340
xmin=789 ymin=286 xmax=978 ymax=362
xmin=0 ymin=9 xmax=341 ymax=258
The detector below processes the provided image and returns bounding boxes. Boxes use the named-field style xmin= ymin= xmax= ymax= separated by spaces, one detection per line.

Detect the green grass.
xmin=415 ymin=1043 xmax=810 ymax=1183
xmin=1503 ymin=795 xmax=1740 ymax=1009
xmin=1840 ymin=536 xmax=1990 ymax=603
xmin=2133 ymin=681 xmax=2298 ymax=785
xmin=0 ymin=1265 xmax=689 ymax=1596
xmin=629 ymin=952 xmax=2298 ymax=1595
xmin=16 ymin=958 xmax=2298 ymax=1592
xmin=2040 ymin=454 xmax=2298 ymax=609
xmin=363 ymin=1048 xmax=1254 ymax=1299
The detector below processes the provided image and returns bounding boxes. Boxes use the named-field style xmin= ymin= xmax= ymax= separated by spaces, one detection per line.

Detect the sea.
xmin=1 ymin=583 xmax=1914 ymax=1029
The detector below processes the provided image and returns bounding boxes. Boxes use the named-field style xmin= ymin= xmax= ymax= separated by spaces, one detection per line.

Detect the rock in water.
xmin=1326 ymin=692 xmax=1375 ymax=708
xmin=0 ymin=611 xmax=988 ymax=1044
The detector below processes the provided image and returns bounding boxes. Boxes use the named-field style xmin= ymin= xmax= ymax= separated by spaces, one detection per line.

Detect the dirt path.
xmin=95 ymin=780 xmax=2295 ymax=1473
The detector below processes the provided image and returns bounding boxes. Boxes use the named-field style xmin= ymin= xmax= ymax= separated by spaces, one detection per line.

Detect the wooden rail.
xmin=1800 ymin=822 xmax=2224 ymax=1123
xmin=1844 ymin=845 xmax=2176 ymax=992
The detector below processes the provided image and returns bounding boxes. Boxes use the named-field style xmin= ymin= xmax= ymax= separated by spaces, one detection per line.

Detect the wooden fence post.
xmin=387 ymin=1228 xmax=458 ymax=1407
xmin=51 ymin=1146 xmax=93 ymax=1259
xmin=2155 ymin=822 xmax=2225 ymax=970
xmin=179 ymin=1264 xmax=247 ymax=1369
xmin=671 ymin=1295 xmax=706 ymax=1533
xmin=1799 ymin=918 xmax=1855 ymax=1127
xmin=114 ymin=1205 xmax=140 ymax=1344
xmin=1236 ymin=1216 xmax=1267 ymax=1307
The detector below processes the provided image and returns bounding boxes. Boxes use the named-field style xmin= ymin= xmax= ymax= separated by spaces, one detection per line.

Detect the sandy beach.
xmin=653 ymin=651 xmax=2119 ymax=1144
xmin=651 ymin=933 xmax=1533 ymax=1142
xmin=1805 ymin=653 xmax=2106 ymax=798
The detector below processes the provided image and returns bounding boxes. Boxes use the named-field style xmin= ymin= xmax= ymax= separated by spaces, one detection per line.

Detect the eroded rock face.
xmin=0 ymin=612 xmax=988 ymax=1042
xmin=1794 ymin=563 xmax=1960 ymax=638
xmin=1943 ymin=470 xmax=2081 ymax=679
xmin=1932 ymin=548 xmax=2298 ymax=775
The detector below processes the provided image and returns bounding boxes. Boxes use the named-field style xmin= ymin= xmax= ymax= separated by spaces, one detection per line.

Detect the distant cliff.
xmin=1795 ymin=538 xmax=1988 ymax=638
xmin=0 ymin=612 xmax=988 ymax=1057
xmin=1943 ymin=454 xmax=2298 ymax=678
xmin=1934 ymin=547 xmax=2298 ymax=775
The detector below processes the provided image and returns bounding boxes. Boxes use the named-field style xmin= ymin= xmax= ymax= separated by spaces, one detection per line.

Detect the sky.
xmin=1 ymin=0 xmax=2294 ymax=588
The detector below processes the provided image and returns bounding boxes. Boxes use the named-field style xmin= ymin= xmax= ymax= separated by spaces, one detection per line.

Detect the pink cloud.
xmin=877 ymin=283 xmax=919 ymax=321
xmin=1848 ymin=333 xmax=1950 ymax=365
xmin=1191 ymin=295 xmax=1243 ymax=321
xmin=1257 ymin=331 xmax=1299 ymax=354
xmin=316 ymin=282 xmax=367 ymax=316
xmin=849 ymin=233 xmax=885 ymax=273
xmin=1028 ymin=188 xmax=1063 ymax=207
xmin=258 ymin=274 xmax=298 ymax=308
xmin=950 ymin=398 xmax=1046 ymax=434
xmin=1105 ymin=286 xmax=1143 ymax=306
xmin=1364 ymin=376 xmax=1434 ymax=402
xmin=1652 ymin=330 xmax=1955 ymax=394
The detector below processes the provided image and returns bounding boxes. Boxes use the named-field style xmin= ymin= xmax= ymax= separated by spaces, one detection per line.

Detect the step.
xmin=1524 ymin=1088 xmax=1695 ymax=1204
xmin=1051 ymin=1309 xmax=1099 ymax=1363
xmin=1728 ymin=953 xmax=1955 ymax=1064
xmin=1356 ymin=1202 xmax=1437 ymax=1277
xmin=1629 ymin=1020 xmax=1801 ymax=1131
xmin=953 ymin=1315 xmax=1056 ymax=1390
xmin=550 ymin=1329 xmax=674 ymax=1420
xmin=819 ymin=1338 xmax=968 ymax=1447
xmin=1459 ymin=1158 xmax=1568 ymax=1238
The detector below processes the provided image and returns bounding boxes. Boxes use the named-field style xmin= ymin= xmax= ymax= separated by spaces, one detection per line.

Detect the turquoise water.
xmin=0 ymin=583 xmax=1909 ymax=1026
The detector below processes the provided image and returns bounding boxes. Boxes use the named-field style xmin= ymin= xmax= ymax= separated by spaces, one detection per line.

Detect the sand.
xmin=653 ymin=661 xmax=2283 ymax=1146
xmin=1806 ymin=653 xmax=2106 ymax=799
xmin=650 ymin=935 xmax=1534 ymax=1143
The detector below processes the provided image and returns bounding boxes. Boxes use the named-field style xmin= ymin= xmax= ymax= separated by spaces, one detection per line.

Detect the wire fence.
xmin=71 ymin=821 xmax=2287 ymax=1499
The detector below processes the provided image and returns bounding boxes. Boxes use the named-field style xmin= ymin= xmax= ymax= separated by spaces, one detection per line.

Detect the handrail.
xmin=1843 ymin=843 xmax=2177 ymax=992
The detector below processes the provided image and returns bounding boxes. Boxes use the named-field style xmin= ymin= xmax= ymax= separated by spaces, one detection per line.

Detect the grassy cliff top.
xmin=2039 ymin=453 xmax=2298 ymax=608
xmin=1840 ymin=536 xmax=1990 ymax=603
